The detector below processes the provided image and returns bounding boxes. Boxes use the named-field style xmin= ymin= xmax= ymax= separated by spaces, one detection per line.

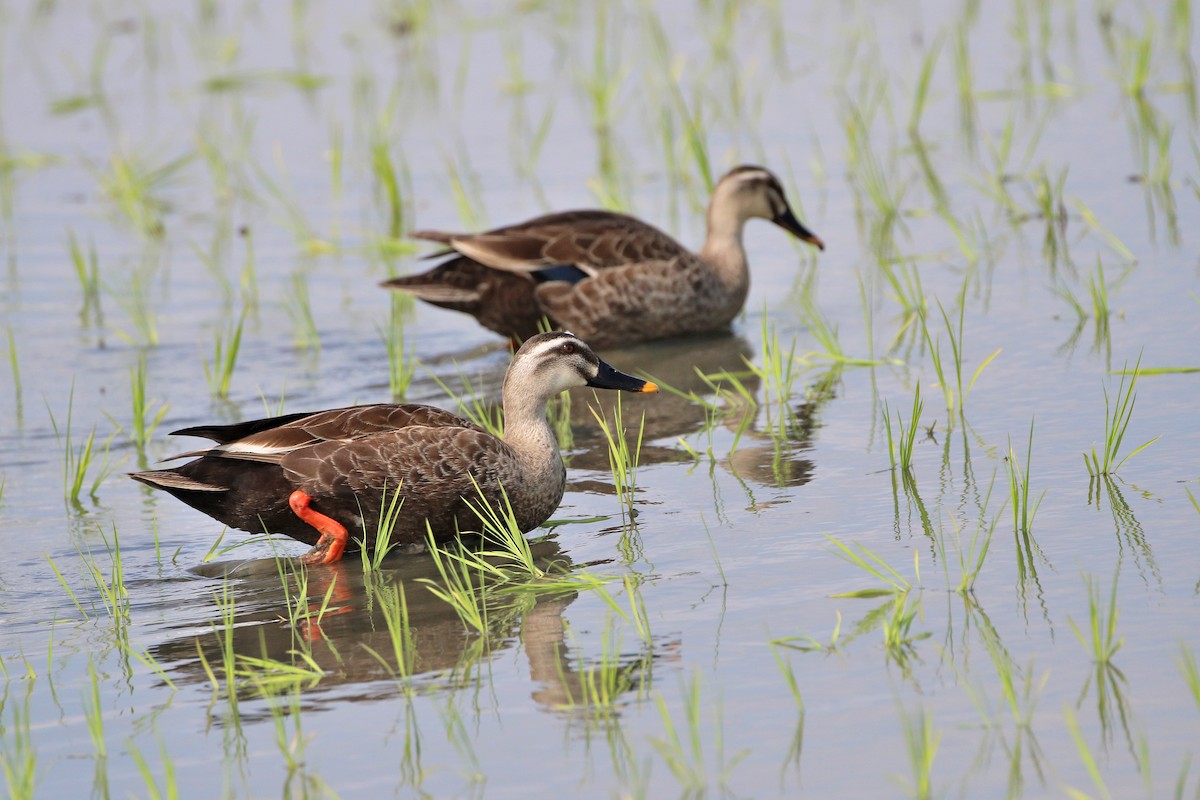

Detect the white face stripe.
xmin=517 ymin=333 xmax=599 ymax=382
xmin=722 ymin=168 xmax=788 ymax=210
xmin=728 ymin=168 xmax=773 ymax=185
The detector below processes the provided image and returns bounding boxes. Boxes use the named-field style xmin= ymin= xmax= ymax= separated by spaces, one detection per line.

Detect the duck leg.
xmin=289 ymin=490 xmax=349 ymax=565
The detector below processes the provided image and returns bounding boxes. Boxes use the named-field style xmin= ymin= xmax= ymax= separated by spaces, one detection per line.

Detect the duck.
xmin=383 ymin=165 xmax=824 ymax=348
xmin=130 ymin=332 xmax=658 ymax=564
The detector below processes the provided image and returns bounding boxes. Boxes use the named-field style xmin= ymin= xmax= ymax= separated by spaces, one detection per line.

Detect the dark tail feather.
xmin=129 ymin=469 xmax=227 ymax=493
xmin=170 ymin=411 xmax=314 ymax=444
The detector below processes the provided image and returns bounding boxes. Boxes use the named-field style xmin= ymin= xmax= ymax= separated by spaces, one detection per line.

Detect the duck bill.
xmin=773 ymin=207 xmax=825 ymax=251
xmin=587 ymin=360 xmax=659 ymax=393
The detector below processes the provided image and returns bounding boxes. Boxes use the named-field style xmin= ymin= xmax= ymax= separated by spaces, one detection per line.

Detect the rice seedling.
xmin=877 ymin=258 xmax=928 ymax=352
xmin=743 ymin=316 xmax=801 ymax=431
xmin=378 ymin=296 xmax=418 ymax=401
xmin=112 ymin=258 xmax=160 ymax=347
xmin=68 ymin=231 xmax=103 ymax=325
xmin=556 ymin=617 xmax=648 ymax=714
xmin=395 ymin=694 xmax=428 ymax=790
xmin=431 ymin=368 xmax=505 ymax=438
xmin=1028 ymin=164 xmax=1071 ymax=268
xmin=1055 ymin=255 xmax=1131 ymax=358
xmin=238 ymin=225 xmax=260 ymax=310
xmin=235 ymin=649 xmax=325 ymax=696
xmin=250 ymin=141 xmax=328 ymax=253
xmin=126 ymin=352 xmax=169 ymax=451
xmin=589 ymin=393 xmax=647 ymax=521
xmin=0 ymin=147 xmax=57 ymax=222
xmin=116 ymin=639 xmax=177 ymax=691
xmin=587 ymin=573 xmax=653 ymax=647
xmin=75 ymin=524 xmax=131 ymax=628
xmin=362 ymin=582 xmax=417 ymax=687
xmin=369 ymin=122 xmax=407 ymax=241
xmin=680 ymin=367 xmax=759 ymax=457
xmin=1006 ymin=420 xmax=1045 ymax=538
xmin=826 ymin=536 xmax=914 ymax=597
xmin=97 ymin=147 xmax=192 ymax=238
xmin=359 ymin=486 xmax=405 ymax=572
xmin=929 ymin=475 xmax=998 ymax=596
xmin=46 ymin=553 xmax=89 ymax=619
xmin=579 ymin=3 xmax=633 ymax=212
xmin=771 ymin=610 xmax=843 ymax=655
xmin=440 ymin=695 xmax=486 ymax=787
xmin=49 ymin=386 xmax=116 ymax=505
xmin=419 ymin=530 xmax=489 ymax=635
xmin=0 ymin=684 xmax=38 ymax=800
xmin=1084 ymin=355 xmax=1160 ymax=476
xmin=907 ymin=35 xmax=943 ymax=134
xmin=1179 ymin=644 xmax=1200 ymax=711
xmin=650 ymin=672 xmax=746 ymax=795
xmin=283 ymin=271 xmax=321 ymax=351
xmin=881 ymin=592 xmax=931 ymax=673
xmin=126 ymin=736 xmax=179 ymax=800
xmin=882 ymin=381 xmax=923 ymax=473
xmin=920 ymin=299 xmax=1001 ymax=421
xmin=1075 ymin=200 xmax=1137 ymax=262
xmin=895 ymin=704 xmax=940 ymax=800
xmin=960 ymin=618 xmax=1050 ymax=798
xmin=203 ymin=308 xmax=247 ymax=399
xmin=770 ymin=642 xmax=806 ymax=776
xmin=460 ymin=479 xmax=548 ymax=580
xmin=207 ymin=582 xmax=243 ymax=727
xmin=83 ymin=659 xmax=107 ymax=760
xmin=442 ymin=148 xmax=487 ymax=230
xmin=547 ymin=392 xmax=574 ymax=451
xmin=1069 ymin=572 xmax=1123 ymax=667
xmin=953 ymin=21 xmax=978 ymax=144
xmin=1062 ymin=705 xmax=1113 ymax=800
xmin=5 ymin=326 xmax=19 ymax=419
xmin=844 ymin=101 xmax=909 ymax=260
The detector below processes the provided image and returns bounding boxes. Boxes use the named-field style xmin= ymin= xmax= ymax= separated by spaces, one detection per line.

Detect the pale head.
xmin=505 ymin=332 xmax=657 ymax=405
xmin=709 ymin=165 xmax=825 ymax=250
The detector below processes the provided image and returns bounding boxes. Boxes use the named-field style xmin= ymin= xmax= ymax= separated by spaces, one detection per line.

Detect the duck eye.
xmin=560 ymin=342 xmax=576 ymax=355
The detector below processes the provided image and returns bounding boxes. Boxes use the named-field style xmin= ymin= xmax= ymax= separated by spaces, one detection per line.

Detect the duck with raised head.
xmin=383 ymin=165 xmax=824 ymax=348
xmin=130 ymin=332 xmax=657 ymax=564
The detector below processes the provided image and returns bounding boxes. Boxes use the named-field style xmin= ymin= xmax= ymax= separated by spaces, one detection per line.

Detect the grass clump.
xmin=1084 ymin=355 xmax=1159 ymax=476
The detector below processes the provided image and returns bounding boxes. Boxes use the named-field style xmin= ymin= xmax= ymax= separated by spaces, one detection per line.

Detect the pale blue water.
xmin=1 ymin=1 xmax=1199 ymax=797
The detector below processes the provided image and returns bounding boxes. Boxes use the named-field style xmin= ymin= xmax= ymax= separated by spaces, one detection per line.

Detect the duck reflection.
xmin=149 ymin=538 xmax=670 ymax=718
xmin=567 ymin=331 xmax=836 ymax=489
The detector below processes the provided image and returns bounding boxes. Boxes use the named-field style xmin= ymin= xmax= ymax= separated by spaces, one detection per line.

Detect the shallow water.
xmin=2 ymin=1 xmax=1199 ymax=797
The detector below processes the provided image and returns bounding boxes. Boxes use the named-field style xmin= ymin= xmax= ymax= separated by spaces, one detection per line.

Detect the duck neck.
xmin=699 ymin=200 xmax=750 ymax=297
xmin=500 ymin=385 xmax=563 ymax=476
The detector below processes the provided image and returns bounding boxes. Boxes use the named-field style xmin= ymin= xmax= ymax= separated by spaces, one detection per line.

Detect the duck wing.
xmin=533 ymin=256 xmax=729 ymax=347
xmin=165 ymin=404 xmax=481 ymax=464
xmin=413 ymin=210 xmax=689 ymax=277
xmin=280 ymin=425 xmax=514 ymax=502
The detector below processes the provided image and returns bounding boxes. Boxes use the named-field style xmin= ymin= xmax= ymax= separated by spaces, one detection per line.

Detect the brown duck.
xmin=383 ymin=165 xmax=824 ymax=347
xmin=130 ymin=332 xmax=657 ymax=564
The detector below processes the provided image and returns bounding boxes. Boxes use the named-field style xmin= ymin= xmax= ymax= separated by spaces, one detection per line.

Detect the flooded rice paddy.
xmin=1 ymin=0 xmax=1199 ymax=797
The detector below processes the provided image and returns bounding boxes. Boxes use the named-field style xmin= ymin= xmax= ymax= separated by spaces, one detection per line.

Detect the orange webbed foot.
xmin=289 ymin=490 xmax=349 ymax=565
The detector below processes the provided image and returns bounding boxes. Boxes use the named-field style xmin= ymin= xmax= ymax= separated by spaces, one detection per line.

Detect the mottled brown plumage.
xmin=130 ymin=333 xmax=657 ymax=563
xmin=383 ymin=166 xmax=824 ymax=347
